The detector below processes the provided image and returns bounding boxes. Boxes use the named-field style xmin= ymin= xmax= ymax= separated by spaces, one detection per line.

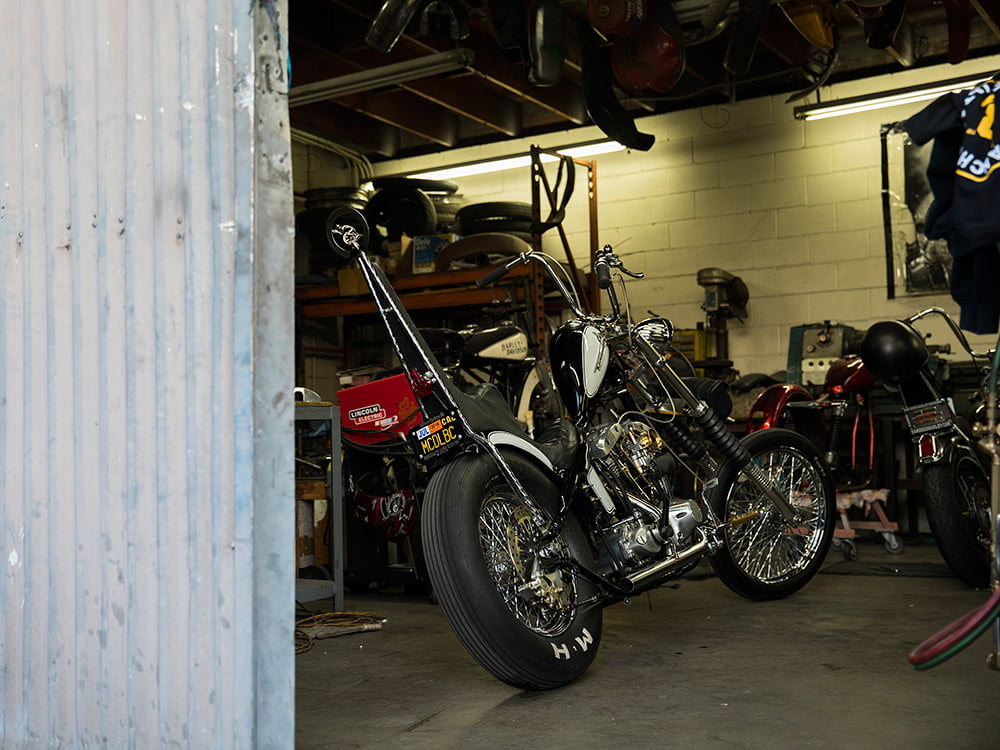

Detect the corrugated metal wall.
xmin=0 ymin=1 xmax=295 ymax=746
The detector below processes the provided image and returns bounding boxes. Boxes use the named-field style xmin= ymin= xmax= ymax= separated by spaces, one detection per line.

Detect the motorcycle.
xmin=420 ymin=299 xmax=562 ymax=438
xmin=861 ymin=307 xmax=994 ymax=588
xmin=747 ymin=354 xmax=905 ymax=559
xmin=326 ymin=206 xmax=836 ymax=689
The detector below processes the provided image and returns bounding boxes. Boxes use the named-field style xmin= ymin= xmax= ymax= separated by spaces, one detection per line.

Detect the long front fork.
xmin=355 ymin=250 xmax=554 ymax=531
xmin=632 ymin=335 xmax=797 ymax=522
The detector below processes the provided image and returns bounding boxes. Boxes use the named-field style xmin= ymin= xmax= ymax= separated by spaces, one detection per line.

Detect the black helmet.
xmin=859 ymin=319 xmax=929 ymax=384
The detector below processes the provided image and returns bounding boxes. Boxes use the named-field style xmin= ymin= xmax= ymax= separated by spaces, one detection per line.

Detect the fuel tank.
xmin=823 ymin=356 xmax=874 ymax=396
xmin=461 ymin=324 xmax=529 ymax=363
xmin=549 ymin=320 xmax=612 ymax=418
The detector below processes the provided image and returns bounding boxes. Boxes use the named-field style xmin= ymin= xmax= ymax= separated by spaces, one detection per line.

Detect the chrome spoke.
xmin=478 ymin=489 xmax=576 ymax=636
xmin=724 ymin=447 xmax=829 ymax=584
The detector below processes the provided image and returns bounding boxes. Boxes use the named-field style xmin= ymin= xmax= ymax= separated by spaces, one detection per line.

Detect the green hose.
xmin=913 ymin=600 xmax=1000 ymax=670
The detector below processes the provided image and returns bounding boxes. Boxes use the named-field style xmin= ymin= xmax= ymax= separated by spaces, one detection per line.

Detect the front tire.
xmin=422 ymin=451 xmax=602 ymax=689
xmin=710 ymin=429 xmax=836 ymax=600
xmin=923 ymin=450 xmax=991 ymax=588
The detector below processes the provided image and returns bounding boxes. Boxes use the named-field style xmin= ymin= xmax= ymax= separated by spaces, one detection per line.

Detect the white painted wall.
xmin=373 ymin=58 xmax=1000 ymax=376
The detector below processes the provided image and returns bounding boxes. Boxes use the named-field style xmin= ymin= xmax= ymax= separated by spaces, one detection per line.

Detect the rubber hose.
xmin=908 ymin=587 xmax=1000 ymax=667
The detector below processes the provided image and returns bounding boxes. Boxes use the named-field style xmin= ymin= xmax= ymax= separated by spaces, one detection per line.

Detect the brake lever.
xmin=597 ymin=245 xmax=644 ymax=281
xmin=619 ymin=265 xmax=644 ymax=280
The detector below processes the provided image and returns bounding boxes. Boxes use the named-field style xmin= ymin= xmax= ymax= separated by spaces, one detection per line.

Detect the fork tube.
xmin=357 ymin=250 xmax=553 ymax=529
xmin=633 ymin=335 xmax=796 ymax=521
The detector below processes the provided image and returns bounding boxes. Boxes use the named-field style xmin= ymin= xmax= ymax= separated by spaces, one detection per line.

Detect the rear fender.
xmin=486 ymin=430 xmax=556 ymax=474
xmin=434 ymin=432 xmax=564 ymax=520
xmin=746 ymin=384 xmax=812 ymax=432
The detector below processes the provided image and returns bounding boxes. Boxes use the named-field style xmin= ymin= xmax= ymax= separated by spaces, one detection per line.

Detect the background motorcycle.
xmin=861 ymin=307 xmax=993 ymax=588
xmin=420 ymin=298 xmax=562 ymax=438
xmin=326 ymin=207 xmax=836 ymax=689
xmin=747 ymin=355 xmax=904 ymax=559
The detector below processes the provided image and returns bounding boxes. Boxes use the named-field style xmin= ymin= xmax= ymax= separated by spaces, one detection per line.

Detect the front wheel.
xmin=922 ymin=450 xmax=991 ymax=588
xmin=709 ymin=429 xmax=836 ymax=600
xmin=422 ymin=451 xmax=603 ymax=689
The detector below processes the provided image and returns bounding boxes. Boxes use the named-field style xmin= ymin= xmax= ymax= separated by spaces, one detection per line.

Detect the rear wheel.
xmin=710 ymin=429 xmax=836 ymax=600
xmin=422 ymin=451 xmax=602 ymax=689
xmin=923 ymin=450 xmax=991 ymax=588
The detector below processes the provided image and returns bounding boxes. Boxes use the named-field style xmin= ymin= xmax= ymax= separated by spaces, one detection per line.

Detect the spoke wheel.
xmin=710 ymin=428 xmax=836 ymax=600
xmin=923 ymin=451 xmax=991 ymax=588
xmin=422 ymin=451 xmax=602 ymax=689
xmin=479 ymin=491 xmax=575 ymax=636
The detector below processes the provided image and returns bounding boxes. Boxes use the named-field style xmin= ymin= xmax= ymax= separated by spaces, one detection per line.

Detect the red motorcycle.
xmin=750 ymin=308 xmax=994 ymax=586
xmin=748 ymin=355 xmax=903 ymax=560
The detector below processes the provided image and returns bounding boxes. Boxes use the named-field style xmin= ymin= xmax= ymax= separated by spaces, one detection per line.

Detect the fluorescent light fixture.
xmin=288 ymin=48 xmax=475 ymax=108
xmin=406 ymin=140 xmax=626 ymax=180
xmin=793 ymin=73 xmax=994 ymax=121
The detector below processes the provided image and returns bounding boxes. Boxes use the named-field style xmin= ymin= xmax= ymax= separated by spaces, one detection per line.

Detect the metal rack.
xmin=295 ymin=403 xmax=345 ymax=612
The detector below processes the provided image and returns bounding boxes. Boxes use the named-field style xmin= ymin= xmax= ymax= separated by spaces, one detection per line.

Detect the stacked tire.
xmin=364 ymin=178 xmax=463 ymax=246
xmin=455 ymin=201 xmax=533 ymax=242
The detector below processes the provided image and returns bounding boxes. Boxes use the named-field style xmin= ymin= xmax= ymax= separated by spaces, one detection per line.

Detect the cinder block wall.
xmin=361 ymin=59 xmax=999 ymax=377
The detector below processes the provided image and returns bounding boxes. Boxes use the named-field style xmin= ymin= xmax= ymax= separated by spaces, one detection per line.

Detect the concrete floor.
xmin=295 ymin=537 xmax=999 ymax=749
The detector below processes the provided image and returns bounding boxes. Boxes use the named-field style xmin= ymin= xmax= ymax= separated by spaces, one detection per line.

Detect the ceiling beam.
xmin=290 ymin=25 xmax=524 ymax=136
xmin=971 ymin=0 xmax=1000 ymax=39
xmin=291 ymin=102 xmax=401 ymax=158
xmin=328 ymin=0 xmax=588 ymax=124
xmin=337 ymin=90 xmax=461 ymax=147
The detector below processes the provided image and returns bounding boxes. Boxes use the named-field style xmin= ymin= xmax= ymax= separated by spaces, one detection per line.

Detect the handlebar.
xmin=476 ymin=252 xmax=587 ymax=318
xmin=907 ymin=307 xmax=990 ymax=359
xmin=476 ymin=245 xmax=643 ymax=321
xmin=476 ymin=258 xmax=519 ymax=288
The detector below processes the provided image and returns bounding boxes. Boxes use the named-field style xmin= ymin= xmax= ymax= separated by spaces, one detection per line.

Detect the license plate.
xmin=903 ymin=399 xmax=952 ymax=435
xmin=410 ymin=411 xmax=465 ymax=462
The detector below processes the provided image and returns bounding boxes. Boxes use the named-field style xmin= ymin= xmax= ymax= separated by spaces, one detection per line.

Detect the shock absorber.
xmin=824 ymin=403 xmax=844 ymax=469
xmin=657 ymin=418 xmax=710 ymax=463
xmin=695 ymin=408 xmax=751 ymax=466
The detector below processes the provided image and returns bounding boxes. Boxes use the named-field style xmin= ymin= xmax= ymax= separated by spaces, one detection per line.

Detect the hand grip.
xmin=595 ymin=258 xmax=612 ymax=289
xmin=477 ymin=260 xmax=518 ymax=288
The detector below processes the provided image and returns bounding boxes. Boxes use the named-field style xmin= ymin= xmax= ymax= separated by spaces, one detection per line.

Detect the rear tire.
xmin=422 ymin=451 xmax=602 ymax=689
xmin=923 ymin=450 xmax=991 ymax=588
xmin=710 ymin=429 xmax=836 ymax=600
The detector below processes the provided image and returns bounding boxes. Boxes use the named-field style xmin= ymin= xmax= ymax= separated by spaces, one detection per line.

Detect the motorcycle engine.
xmin=586 ymin=418 xmax=702 ymax=573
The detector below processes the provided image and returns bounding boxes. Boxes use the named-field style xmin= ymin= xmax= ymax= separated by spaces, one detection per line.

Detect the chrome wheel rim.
xmin=724 ymin=447 xmax=829 ymax=584
xmin=478 ymin=489 xmax=576 ymax=636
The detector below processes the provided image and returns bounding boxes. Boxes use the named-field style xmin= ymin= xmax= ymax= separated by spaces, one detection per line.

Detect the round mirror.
xmin=325 ymin=206 xmax=370 ymax=260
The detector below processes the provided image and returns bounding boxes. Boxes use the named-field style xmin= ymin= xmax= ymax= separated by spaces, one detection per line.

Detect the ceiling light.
xmin=405 ymin=140 xmax=626 ymax=180
xmin=288 ymin=48 xmax=475 ymax=108
xmin=793 ymin=73 xmax=994 ymax=121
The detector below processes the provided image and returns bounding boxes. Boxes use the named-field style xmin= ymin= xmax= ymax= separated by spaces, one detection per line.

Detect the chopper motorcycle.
xmin=325 ymin=206 xmax=836 ymax=689
xmin=861 ymin=308 xmax=994 ymax=588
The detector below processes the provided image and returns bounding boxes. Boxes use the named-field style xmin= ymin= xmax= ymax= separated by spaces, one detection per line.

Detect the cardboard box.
xmin=388 ymin=236 xmax=413 ymax=277
xmin=337 ymin=266 xmax=366 ymax=296
xmin=411 ymin=234 xmax=460 ymax=274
